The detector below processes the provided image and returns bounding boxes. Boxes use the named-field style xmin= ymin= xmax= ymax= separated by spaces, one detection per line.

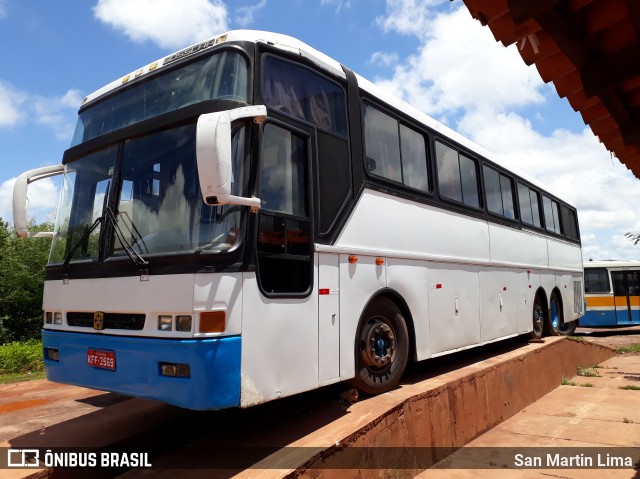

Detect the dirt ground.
xmin=574 ymin=324 xmax=640 ymax=350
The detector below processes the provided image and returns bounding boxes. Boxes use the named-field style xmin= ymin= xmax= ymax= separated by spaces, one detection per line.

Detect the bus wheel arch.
xmin=531 ymin=288 xmax=548 ymax=340
xmin=348 ymin=292 xmax=411 ymax=396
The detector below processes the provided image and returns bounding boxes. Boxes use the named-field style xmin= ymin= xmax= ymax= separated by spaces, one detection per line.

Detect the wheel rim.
xmin=360 ymin=317 xmax=396 ymax=369
xmin=533 ymin=302 xmax=544 ymax=331
xmin=550 ymin=299 xmax=559 ymax=329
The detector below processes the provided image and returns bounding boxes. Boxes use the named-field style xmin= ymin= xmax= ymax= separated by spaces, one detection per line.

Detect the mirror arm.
xmin=197 ymin=105 xmax=267 ymax=212
xmin=13 ymin=164 xmax=65 ymax=238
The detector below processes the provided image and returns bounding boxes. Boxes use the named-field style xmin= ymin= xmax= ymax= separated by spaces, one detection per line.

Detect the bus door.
xmin=611 ymin=271 xmax=640 ymax=324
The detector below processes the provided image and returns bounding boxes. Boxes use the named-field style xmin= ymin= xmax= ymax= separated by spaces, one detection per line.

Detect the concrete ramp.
xmin=230 ymin=337 xmax=616 ymax=478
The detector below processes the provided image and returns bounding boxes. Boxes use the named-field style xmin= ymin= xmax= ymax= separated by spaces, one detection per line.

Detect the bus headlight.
xmin=176 ymin=315 xmax=192 ymax=332
xmin=158 ymin=315 xmax=173 ymax=331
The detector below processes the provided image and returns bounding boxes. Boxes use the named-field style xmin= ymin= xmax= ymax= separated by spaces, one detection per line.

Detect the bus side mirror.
xmin=13 ymin=164 xmax=65 ymax=238
xmin=196 ymin=105 xmax=267 ymax=211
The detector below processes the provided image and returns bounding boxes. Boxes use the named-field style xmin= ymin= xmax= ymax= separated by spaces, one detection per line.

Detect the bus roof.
xmin=584 ymin=260 xmax=640 ymax=268
xmin=80 ymin=29 xmax=570 ymax=205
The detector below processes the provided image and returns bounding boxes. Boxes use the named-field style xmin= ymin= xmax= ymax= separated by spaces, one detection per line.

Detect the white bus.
xmin=14 ymin=30 xmax=584 ymax=410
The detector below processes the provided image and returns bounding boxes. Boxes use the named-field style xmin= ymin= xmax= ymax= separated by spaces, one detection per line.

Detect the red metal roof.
xmin=462 ymin=0 xmax=640 ymax=178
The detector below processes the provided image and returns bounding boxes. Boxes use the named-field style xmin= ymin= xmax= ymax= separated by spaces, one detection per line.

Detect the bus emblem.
xmin=93 ymin=312 xmax=105 ymax=331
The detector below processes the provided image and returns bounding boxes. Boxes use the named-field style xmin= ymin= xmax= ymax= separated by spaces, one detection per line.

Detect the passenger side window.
xmin=517 ymin=182 xmax=542 ymax=228
xmin=262 ymin=56 xmax=347 ymax=136
xmin=483 ymin=165 xmax=516 ymax=219
xmin=436 ymin=141 xmax=480 ymax=208
xmin=584 ymin=268 xmax=610 ymax=293
xmin=561 ymin=204 xmax=580 ymax=240
xmin=364 ymin=106 xmax=402 ymax=183
xmin=363 ymin=105 xmax=429 ymax=192
xmin=542 ymin=195 xmax=562 ymax=235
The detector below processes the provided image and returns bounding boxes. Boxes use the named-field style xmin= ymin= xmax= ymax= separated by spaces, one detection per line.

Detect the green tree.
xmin=0 ymin=218 xmax=52 ymax=343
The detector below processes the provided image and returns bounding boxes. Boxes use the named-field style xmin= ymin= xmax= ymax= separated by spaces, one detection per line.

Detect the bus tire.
xmin=558 ymin=319 xmax=577 ymax=336
xmin=545 ymin=293 xmax=562 ymax=336
xmin=531 ymin=293 xmax=545 ymax=340
xmin=349 ymin=297 xmax=409 ymax=396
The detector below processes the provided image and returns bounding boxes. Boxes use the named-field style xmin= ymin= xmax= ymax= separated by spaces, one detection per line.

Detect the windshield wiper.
xmin=104 ymin=207 xmax=149 ymax=266
xmin=62 ymin=216 xmax=103 ymax=273
xmin=61 ymin=208 xmax=149 ymax=272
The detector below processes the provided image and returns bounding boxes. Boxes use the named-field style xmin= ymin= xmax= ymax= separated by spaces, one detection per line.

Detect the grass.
xmin=580 ymin=383 xmax=594 ymax=387
xmin=0 ymin=340 xmax=44 ymax=383
xmin=619 ymin=385 xmax=640 ymax=391
xmin=561 ymin=376 xmax=576 ymax=386
xmin=0 ymin=371 xmax=46 ymax=384
xmin=617 ymin=343 xmax=640 ymax=354
xmin=566 ymin=336 xmax=584 ymax=342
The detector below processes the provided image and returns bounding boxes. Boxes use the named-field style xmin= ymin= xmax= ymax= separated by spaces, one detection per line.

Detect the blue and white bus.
xmin=582 ymin=261 xmax=640 ymax=327
xmin=14 ymin=30 xmax=584 ymax=410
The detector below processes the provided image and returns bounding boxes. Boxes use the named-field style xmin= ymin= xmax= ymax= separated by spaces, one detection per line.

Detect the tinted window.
xmin=364 ymin=106 xmax=402 ymax=183
xmin=517 ymin=183 xmax=533 ymax=225
xmin=73 ymin=51 xmax=248 ymax=146
xmin=561 ymin=204 xmax=580 ymax=240
xmin=436 ymin=141 xmax=479 ymax=208
xmin=262 ymin=56 xmax=347 ymax=136
xmin=529 ymin=189 xmax=542 ymax=227
xmin=483 ymin=166 xmax=515 ymax=219
xmin=584 ymin=268 xmax=610 ymax=293
xmin=543 ymin=195 xmax=562 ymax=234
xmin=400 ymin=124 xmax=429 ymax=191
xmin=459 ymin=155 xmax=480 ymax=208
xmin=436 ymin=141 xmax=462 ymax=203
xmin=260 ymin=123 xmax=307 ymax=216
xmin=364 ymin=106 xmax=430 ymax=191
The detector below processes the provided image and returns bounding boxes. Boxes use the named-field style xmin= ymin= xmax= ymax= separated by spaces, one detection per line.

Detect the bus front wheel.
xmin=350 ymin=298 xmax=409 ymax=396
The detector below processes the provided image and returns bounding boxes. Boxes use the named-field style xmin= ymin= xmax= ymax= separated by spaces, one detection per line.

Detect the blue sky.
xmin=1 ymin=0 xmax=640 ymax=260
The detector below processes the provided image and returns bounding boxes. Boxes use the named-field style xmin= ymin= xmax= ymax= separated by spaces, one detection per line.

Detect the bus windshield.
xmin=50 ymin=123 xmax=248 ymax=264
xmin=70 ymin=50 xmax=248 ymax=146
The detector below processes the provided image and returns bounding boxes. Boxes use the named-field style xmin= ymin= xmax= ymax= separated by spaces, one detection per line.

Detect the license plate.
xmin=87 ymin=349 xmax=116 ymax=370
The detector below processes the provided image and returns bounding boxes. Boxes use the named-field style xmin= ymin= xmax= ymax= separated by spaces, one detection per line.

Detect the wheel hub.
xmin=361 ymin=319 xmax=396 ymax=368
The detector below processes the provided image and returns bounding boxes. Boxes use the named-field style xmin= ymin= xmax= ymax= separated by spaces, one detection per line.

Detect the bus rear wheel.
xmin=350 ymin=298 xmax=409 ymax=396
xmin=558 ymin=319 xmax=577 ymax=336
xmin=531 ymin=294 xmax=545 ymax=340
xmin=545 ymin=293 xmax=562 ymax=336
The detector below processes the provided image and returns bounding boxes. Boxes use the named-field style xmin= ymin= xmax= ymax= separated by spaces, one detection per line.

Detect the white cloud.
xmin=376 ymin=0 xmax=447 ymax=38
xmin=93 ymin=0 xmax=228 ymax=51
xmin=0 ymin=176 xmax=60 ymax=225
xmin=374 ymin=1 xmax=640 ymax=261
xmin=0 ymin=82 xmax=27 ymax=127
xmin=370 ymin=51 xmax=399 ymax=67
xmin=374 ymin=7 xmax=545 ymax=118
xmin=235 ymin=0 xmax=267 ymax=28
xmin=33 ymin=89 xmax=83 ymax=141
xmin=0 ymin=82 xmax=80 ymax=142
xmin=321 ymin=0 xmax=353 ymax=14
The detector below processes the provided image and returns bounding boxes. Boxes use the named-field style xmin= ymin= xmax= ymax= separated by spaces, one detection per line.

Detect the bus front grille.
xmin=66 ymin=312 xmax=146 ymax=330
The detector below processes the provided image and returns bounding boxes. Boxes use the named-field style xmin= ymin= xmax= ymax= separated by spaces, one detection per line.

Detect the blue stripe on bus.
xmin=42 ymin=330 xmax=241 ymax=410
xmin=580 ymin=309 xmax=618 ymax=327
